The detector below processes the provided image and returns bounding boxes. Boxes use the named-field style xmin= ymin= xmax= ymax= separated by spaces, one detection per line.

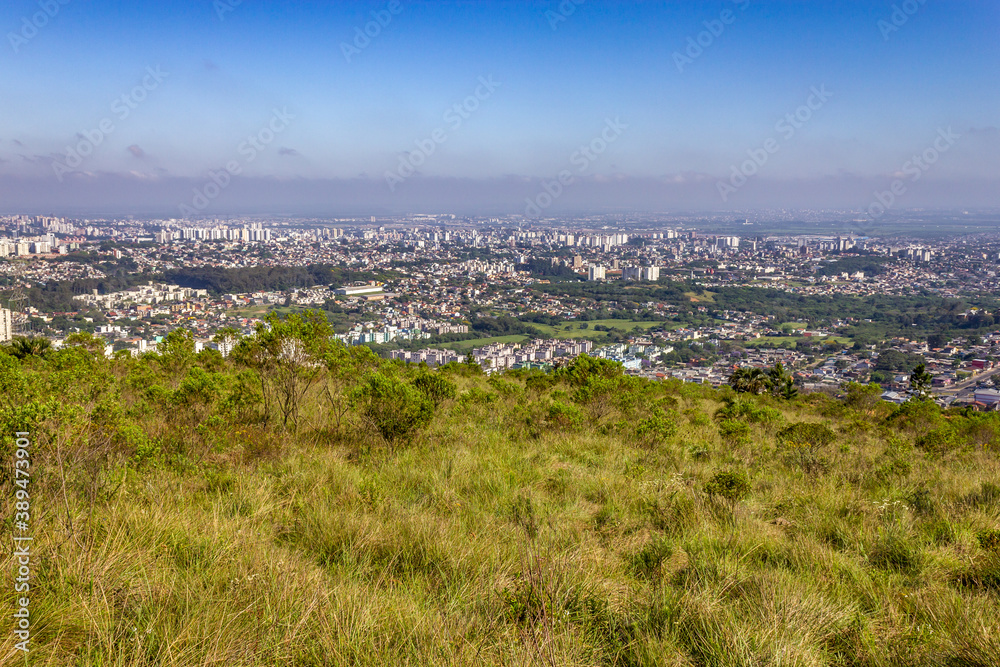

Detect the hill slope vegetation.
xmin=1 ymin=314 xmax=999 ymax=666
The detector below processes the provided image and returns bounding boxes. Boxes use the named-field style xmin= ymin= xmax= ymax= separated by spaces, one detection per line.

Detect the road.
xmin=935 ymin=365 xmax=1000 ymax=397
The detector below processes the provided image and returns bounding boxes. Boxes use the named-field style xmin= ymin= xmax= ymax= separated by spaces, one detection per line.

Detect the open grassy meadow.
xmin=531 ymin=319 xmax=667 ymax=340
xmin=2 ymin=316 xmax=999 ymax=666
xmin=440 ymin=334 xmax=530 ymax=352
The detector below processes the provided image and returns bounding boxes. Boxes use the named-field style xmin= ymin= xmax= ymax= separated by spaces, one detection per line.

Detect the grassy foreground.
xmin=1 ymin=319 xmax=999 ymax=666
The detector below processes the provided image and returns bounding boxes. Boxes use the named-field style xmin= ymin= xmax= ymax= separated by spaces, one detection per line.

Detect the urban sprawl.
xmin=2 ymin=211 xmax=1000 ymax=410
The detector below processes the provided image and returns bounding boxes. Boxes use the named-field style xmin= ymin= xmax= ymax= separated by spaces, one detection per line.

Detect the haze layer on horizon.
xmin=2 ymin=0 xmax=998 ymax=217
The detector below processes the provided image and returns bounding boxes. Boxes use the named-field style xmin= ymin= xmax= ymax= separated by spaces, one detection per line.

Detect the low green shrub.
xmin=704 ymin=470 xmax=751 ymax=502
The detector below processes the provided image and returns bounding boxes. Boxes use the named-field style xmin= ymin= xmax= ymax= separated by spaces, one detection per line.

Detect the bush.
xmin=413 ymin=372 xmax=457 ymax=406
xmin=628 ymin=537 xmax=674 ymax=580
xmin=718 ymin=419 xmax=750 ymax=444
xmin=704 ymin=470 xmax=751 ymax=502
xmin=976 ymin=529 xmax=1000 ymax=552
xmin=777 ymin=422 xmax=836 ymax=449
xmin=352 ymin=372 xmax=434 ymax=444
xmin=966 ymin=482 xmax=1000 ymax=509
xmin=916 ymin=426 xmax=958 ymax=455
xmin=715 ymin=397 xmax=784 ymax=426
xmin=777 ymin=422 xmax=836 ymax=474
xmin=458 ymin=387 xmax=498 ymax=406
xmin=887 ymin=399 xmax=944 ymax=434
xmin=555 ymin=354 xmax=623 ymax=387
xmin=633 ymin=410 xmax=679 ymax=446
xmin=487 ymin=375 xmax=521 ymax=398
xmin=547 ymin=401 xmax=584 ymax=430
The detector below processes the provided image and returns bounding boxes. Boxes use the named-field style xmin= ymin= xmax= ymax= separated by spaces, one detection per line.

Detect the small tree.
xmin=232 ymin=310 xmax=331 ymax=430
xmin=157 ymin=328 xmax=196 ymax=376
xmin=909 ymin=363 xmax=933 ymax=401
xmin=705 ymin=470 xmax=751 ymax=503
xmin=413 ymin=372 xmax=457 ymax=407
xmin=728 ymin=367 xmax=769 ymax=395
xmin=778 ymin=377 xmax=799 ymax=400
xmin=352 ymin=372 xmax=434 ymax=445
xmin=64 ymin=331 xmax=107 ymax=356
xmin=843 ymin=381 xmax=882 ymax=413
xmin=6 ymin=337 xmax=52 ymax=360
xmin=212 ymin=326 xmax=241 ymax=357
xmin=322 ymin=343 xmax=381 ymax=434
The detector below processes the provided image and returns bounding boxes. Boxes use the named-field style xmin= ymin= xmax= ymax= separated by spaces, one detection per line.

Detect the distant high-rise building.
xmin=588 ymin=265 xmax=606 ymax=281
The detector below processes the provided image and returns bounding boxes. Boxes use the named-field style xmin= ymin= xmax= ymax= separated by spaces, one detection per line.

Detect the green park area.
xmin=531 ymin=318 xmax=666 ymax=339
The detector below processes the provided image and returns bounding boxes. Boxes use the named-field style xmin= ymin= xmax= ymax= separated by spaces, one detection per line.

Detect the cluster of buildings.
xmin=155 ymin=224 xmax=273 ymax=243
xmin=0 ymin=235 xmax=57 ymax=256
xmin=390 ymin=338 xmax=594 ymax=371
xmin=72 ymin=283 xmax=210 ymax=310
xmin=4 ymin=212 xmax=1000 ymax=412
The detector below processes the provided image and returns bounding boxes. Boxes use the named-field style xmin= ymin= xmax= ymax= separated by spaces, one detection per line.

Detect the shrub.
xmin=905 ymin=487 xmax=936 ymax=516
xmin=916 ymin=426 xmax=958 ymax=455
xmin=120 ymin=422 xmax=163 ymax=468
xmin=458 ymin=387 xmax=498 ymax=406
xmin=778 ymin=422 xmax=836 ymax=474
xmin=887 ymin=399 xmax=944 ymax=434
xmin=966 ymin=482 xmax=1000 ymax=509
xmin=555 ymin=354 xmax=624 ymax=387
xmin=956 ymin=553 xmax=1000 ymax=591
xmin=487 ymin=375 xmax=521 ymax=398
xmin=633 ymin=410 xmax=679 ymax=446
xmin=717 ymin=419 xmax=750 ymax=444
xmin=715 ymin=396 xmax=784 ymax=426
xmin=524 ymin=371 xmax=556 ymax=393
xmin=778 ymin=422 xmax=836 ymax=449
xmin=628 ymin=537 xmax=674 ymax=580
xmin=547 ymin=401 xmax=585 ymax=430
xmin=704 ymin=470 xmax=751 ymax=502
xmin=977 ymin=529 xmax=1000 ymax=552
xmin=352 ymin=372 xmax=434 ymax=444
xmin=413 ymin=372 xmax=457 ymax=406
xmin=842 ymin=381 xmax=883 ymax=412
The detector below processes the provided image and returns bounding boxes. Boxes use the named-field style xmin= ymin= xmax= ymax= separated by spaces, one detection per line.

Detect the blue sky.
xmin=1 ymin=0 xmax=998 ymax=214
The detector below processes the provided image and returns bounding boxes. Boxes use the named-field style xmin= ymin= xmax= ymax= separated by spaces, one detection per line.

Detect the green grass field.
xmin=531 ymin=319 xmax=666 ymax=340
xmin=227 ymin=304 xmax=272 ymax=318
xmin=3 ymin=330 xmax=999 ymax=665
xmin=746 ymin=334 xmax=851 ymax=347
xmin=683 ymin=290 xmax=717 ymax=303
xmin=440 ymin=334 xmax=529 ymax=352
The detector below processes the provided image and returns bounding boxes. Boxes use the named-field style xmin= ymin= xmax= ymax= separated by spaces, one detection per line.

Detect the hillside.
xmin=1 ymin=314 xmax=999 ymax=666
